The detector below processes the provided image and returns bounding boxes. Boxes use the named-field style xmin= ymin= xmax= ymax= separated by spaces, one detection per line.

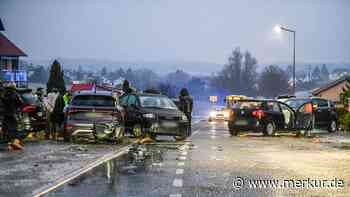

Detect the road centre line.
xmin=169 ymin=194 xmax=182 ymax=197
xmin=173 ymin=178 xmax=183 ymax=187
xmin=176 ymin=169 xmax=184 ymax=175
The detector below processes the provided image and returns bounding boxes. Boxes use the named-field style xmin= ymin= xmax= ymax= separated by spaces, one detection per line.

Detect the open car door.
xmin=294 ymin=102 xmax=314 ymax=135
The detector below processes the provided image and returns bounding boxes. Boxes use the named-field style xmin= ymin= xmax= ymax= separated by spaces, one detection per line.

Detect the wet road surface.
xmin=43 ymin=121 xmax=350 ymax=197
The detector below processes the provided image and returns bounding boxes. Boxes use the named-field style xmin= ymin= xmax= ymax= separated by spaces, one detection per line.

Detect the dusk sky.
xmin=0 ymin=0 xmax=349 ymax=67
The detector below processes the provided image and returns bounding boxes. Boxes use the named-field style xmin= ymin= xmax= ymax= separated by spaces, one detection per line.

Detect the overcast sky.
xmin=0 ymin=0 xmax=349 ymax=66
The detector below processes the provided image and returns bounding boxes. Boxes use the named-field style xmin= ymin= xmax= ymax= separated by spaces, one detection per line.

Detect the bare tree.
xmin=258 ymin=65 xmax=289 ymax=98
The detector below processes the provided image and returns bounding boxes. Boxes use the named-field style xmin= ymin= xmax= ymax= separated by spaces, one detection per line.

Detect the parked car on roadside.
xmin=285 ymin=97 xmax=338 ymax=132
xmin=227 ymin=99 xmax=313 ymax=136
xmin=119 ymin=93 xmax=190 ymax=140
xmin=63 ymin=91 xmax=124 ymax=142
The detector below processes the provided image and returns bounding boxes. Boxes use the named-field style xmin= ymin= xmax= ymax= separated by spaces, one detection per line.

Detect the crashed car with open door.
xmin=227 ymin=99 xmax=313 ymax=136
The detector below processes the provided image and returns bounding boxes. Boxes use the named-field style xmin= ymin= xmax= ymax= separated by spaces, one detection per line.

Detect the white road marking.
xmin=176 ymin=169 xmax=184 ymax=175
xmin=169 ymin=194 xmax=182 ymax=197
xmin=181 ymin=151 xmax=188 ymax=156
xmin=173 ymin=178 xmax=183 ymax=187
xmin=178 ymin=162 xmax=185 ymax=166
xmin=178 ymin=156 xmax=186 ymax=160
xmin=211 ymin=135 xmax=216 ymax=139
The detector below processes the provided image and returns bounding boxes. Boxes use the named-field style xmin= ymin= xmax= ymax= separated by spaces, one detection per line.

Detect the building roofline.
xmin=0 ymin=32 xmax=27 ymax=57
xmin=312 ymin=75 xmax=350 ymax=95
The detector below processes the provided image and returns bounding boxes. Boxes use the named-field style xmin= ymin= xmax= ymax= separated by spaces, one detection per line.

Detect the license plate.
xmin=37 ymin=112 xmax=43 ymax=117
xmin=235 ymin=120 xmax=248 ymax=126
xmin=162 ymin=121 xmax=177 ymax=128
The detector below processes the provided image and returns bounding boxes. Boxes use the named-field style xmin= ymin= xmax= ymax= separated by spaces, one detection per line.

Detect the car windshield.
xmin=71 ymin=95 xmax=115 ymax=107
xmin=139 ymin=96 xmax=177 ymax=109
xmin=285 ymin=99 xmax=310 ymax=109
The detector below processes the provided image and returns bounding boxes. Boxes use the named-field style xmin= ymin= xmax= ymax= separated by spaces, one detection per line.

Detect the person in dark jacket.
xmin=1 ymin=84 xmax=24 ymax=150
xmin=46 ymin=88 xmax=65 ymax=140
xmin=179 ymin=88 xmax=193 ymax=136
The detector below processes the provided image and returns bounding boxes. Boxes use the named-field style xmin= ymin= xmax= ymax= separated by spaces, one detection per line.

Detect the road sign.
xmin=209 ymin=96 xmax=218 ymax=103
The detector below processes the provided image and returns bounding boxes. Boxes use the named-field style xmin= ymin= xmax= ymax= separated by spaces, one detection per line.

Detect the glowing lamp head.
xmin=274 ymin=25 xmax=282 ymax=33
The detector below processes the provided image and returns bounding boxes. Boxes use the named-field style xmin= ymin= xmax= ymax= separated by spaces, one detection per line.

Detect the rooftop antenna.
xmin=0 ymin=18 xmax=5 ymax=31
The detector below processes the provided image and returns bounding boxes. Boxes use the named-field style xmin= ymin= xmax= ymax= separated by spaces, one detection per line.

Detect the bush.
xmin=339 ymin=109 xmax=350 ymax=132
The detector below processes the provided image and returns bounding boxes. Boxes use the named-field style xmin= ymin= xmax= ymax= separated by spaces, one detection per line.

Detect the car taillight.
xmin=64 ymin=123 xmax=73 ymax=131
xmin=252 ymin=110 xmax=265 ymax=119
xmin=22 ymin=105 xmax=36 ymax=113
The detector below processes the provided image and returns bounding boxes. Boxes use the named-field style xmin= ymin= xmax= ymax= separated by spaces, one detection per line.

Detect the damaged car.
xmin=119 ymin=93 xmax=190 ymax=140
xmin=227 ymin=99 xmax=314 ymax=136
xmin=63 ymin=91 xmax=124 ymax=143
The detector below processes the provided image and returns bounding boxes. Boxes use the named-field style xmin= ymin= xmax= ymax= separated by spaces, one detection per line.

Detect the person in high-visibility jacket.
xmin=63 ymin=91 xmax=72 ymax=107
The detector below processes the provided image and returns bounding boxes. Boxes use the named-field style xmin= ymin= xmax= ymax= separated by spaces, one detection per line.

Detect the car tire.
xmin=63 ymin=132 xmax=71 ymax=142
xmin=228 ymin=122 xmax=238 ymax=136
xmin=328 ymin=120 xmax=337 ymax=133
xmin=229 ymin=129 xmax=239 ymax=136
xmin=150 ymin=133 xmax=157 ymax=140
xmin=132 ymin=124 xmax=143 ymax=138
xmin=263 ymin=122 xmax=276 ymax=136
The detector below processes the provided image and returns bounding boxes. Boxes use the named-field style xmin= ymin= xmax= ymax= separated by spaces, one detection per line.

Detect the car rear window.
xmin=69 ymin=111 xmax=113 ymax=121
xmin=232 ymin=100 xmax=263 ymax=109
xmin=21 ymin=93 xmax=36 ymax=105
xmin=71 ymin=95 xmax=115 ymax=107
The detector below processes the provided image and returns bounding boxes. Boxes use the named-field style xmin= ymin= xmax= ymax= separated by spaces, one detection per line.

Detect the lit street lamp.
xmin=275 ymin=24 xmax=296 ymax=95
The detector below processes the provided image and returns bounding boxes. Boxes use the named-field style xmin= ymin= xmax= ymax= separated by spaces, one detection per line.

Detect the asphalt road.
xmin=43 ymin=121 xmax=350 ymax=197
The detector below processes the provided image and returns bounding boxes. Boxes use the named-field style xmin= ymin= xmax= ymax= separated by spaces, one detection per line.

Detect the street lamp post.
xmin=275 ymin=25 xmax=296 ymax=95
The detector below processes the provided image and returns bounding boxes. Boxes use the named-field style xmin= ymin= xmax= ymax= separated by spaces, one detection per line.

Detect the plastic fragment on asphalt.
xmin=173 ymin=179 xmax=183 ymax=187
xmin=177 ymin=156 xmax=186 ymax=161
xmin=169 ymin=194 xmax=182 ymax=197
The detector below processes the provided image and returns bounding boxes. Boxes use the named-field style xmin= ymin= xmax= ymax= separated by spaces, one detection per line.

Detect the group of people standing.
xmin=1 ymin=80 xmax=193 ymax=151
xmin=1 ymin=84 xmax=71 ymax=151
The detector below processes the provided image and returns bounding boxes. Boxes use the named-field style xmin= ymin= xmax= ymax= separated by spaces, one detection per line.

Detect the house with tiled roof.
xmin=0 ymin=18 xmax=27 ymax=87
xmin=312 ymin=75 xmax=350 ymax=103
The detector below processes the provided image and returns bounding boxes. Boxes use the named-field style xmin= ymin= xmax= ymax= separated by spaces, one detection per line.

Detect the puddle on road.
xmin=43 ymin=143 xmax=181 ymax=197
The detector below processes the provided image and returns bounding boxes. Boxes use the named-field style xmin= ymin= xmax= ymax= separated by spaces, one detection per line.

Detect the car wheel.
xmin=132 ymin=124 xmax=143 ymax=138
xmin=228 ymin=122 xmax=238 ymax=136
xmin=150 ymin=133 xmax=157 ymax=140
xmin=63 ymin=131 xmax=71 ymax=142
xmin=264 ymin=122 xmax=276 ymax=136
xmin=328 ymin=120 xmax=337 ymax=133
xmin=229 ymin=128 xmax=239 ymax=136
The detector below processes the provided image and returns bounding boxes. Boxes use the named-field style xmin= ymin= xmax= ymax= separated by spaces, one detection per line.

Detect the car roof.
xmin=238 ymin=99 xmax=277 ymax=102
xmin=134 ymin=93 xmax=167 ymax=97
xmin=286 ymin=97 xmax=326 ymax=101
xmin=74 ymin=90 xmax=113 ymax=96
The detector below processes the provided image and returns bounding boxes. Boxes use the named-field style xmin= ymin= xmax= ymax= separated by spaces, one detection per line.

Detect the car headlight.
xmin=210 ymin=111 xmax=216 ymax=117
xmin=182 ymin=115 xmax=188 ymax=121
xmin=143 ymin=113 xmax=155 ymax=119
xmin=224 ymin=111 xmax=229 ymax=117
